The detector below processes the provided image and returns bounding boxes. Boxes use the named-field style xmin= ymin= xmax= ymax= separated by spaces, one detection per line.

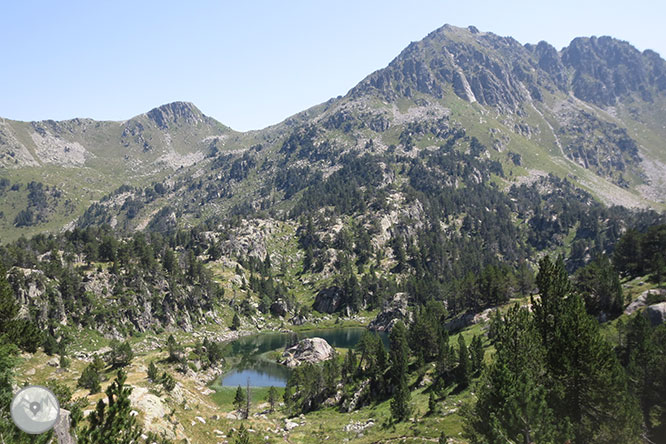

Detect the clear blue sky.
xmin=1 ymin=0 xmax=663 ymax=131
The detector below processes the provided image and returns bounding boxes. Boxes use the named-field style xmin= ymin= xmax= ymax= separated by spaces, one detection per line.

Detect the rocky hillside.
xmin=0 ymin=102 xmax=238 ymax=241
xmin=0 ymin=101 xmax=230 ymax=170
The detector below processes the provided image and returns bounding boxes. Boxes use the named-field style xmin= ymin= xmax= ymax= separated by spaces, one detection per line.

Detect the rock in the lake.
xmin=281 ymin=338 xmax=334 ymax=367
xmin=645 ymin=302 xmax=666 ymax=326
xmin=368 ymin=293 xmax=412 ymax=332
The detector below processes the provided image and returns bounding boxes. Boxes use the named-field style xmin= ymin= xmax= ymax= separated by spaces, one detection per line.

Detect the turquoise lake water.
xmin=219 ymin=327 xmax=386 ymax=387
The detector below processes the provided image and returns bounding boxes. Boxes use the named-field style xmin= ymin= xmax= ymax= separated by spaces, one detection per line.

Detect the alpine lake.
xmin=217 ymin=327 xmax=387 ymax=387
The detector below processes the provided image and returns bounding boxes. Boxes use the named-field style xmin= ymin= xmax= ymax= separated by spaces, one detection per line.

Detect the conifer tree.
xmin=78 ymin=363 xmax=102 ymax=394
xmin=233 ymin=385 xmax=246 ymax=415
xmin=0 ymin=265 xmax=18 ymax=332
xmin=434 ymin=340 xmax=453 ymax=392
xmin=234 ymin=422 xmax=250 ymax=444
xmin=79 ymin=370 xmax=142 ymax=444
xmin=574 ymin=254 xmax=624 ymax=317
xmin=533 ymin=255 xmax=641 ymax=444
xmin=108 ymin=340 xmax=134 ymax=368
xmin=166 ymin=334 xmax=183 ymax=362
xmin=147 ymin=361 xmax=158 ymax=382
xmin=389 ymin=321 xmax=410 ymax=422
xmin=161 ymin=372 xmax=176 ymax=392
xmin=283 ymin=385 xmax=294 ymax=416
xmin=455 ymin=335 xmax=470 ymax=388
xmin=267 ymin=386 xmax=278 ymax=413
xmin=342 ymin=347 xmax=357 ymax=383
xmin=231 ymin=312 xmax=241 ymax=331
xmin=470 ymin=335 xmax=484 ymax=376
xmin=465 ymin=305 xmax=560 ymax=444
xmin=428 ymin=391 xmax=439 ymax=415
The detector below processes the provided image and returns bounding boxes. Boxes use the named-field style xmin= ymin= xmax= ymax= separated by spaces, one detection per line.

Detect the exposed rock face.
xmin=352 ymin=24 xmax=666 ymax=112
xmin=313 ymin=286 xmax=344 ymax=314
xmin=281 ymin=338 xmax=334 ymax=367
xmin=558 ymin=111 xmax=641 ymax=186
xmin=7 ymin=260 xmax=213 ymax=336
xmin=624 ymin=289 xmax=666 ymax=315
xmin=129 ymin=386 xmax=186 ymax=441
xmin=145 ymin=101 xmax=208 ymax=129
xmin=562 ymin=36 xmax=666 ymax=105
xmin=368 ymin=293 xmax=412 ymax=332
xmin=270 ymin=299 xmax=289 ymax=317
xmin=645 ymin=302 xmax=666 ymax=326
xmin=53 ymin=408 xmax=76 ymax=444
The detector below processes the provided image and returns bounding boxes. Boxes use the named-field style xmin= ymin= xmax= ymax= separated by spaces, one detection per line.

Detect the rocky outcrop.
xmin=313 ymin=286 xmax=344 ymax=314
xmin=53 ymin=408 xmax=76 ymax=444
xmin=270 ymin=299 xmax=289 ymax=317
xmin=280 ymin=338 xmax=334 ymax=367
xmin=624 ymin=289 xmax=666 ymax=315
xmin=562 ymin=36 xmax=666 ymax=105
xmin=145 ymin=102 xmax=209 ymax=130
xmin=129 ymin=386 xmax=186 ymax=441
xmin=645 ymin=302 xmax=666 ymax=326
xmin=368 ymin=293 xmax=412 ymax=332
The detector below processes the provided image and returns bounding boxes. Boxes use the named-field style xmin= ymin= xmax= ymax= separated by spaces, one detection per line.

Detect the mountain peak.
xmin=349 ymin=24 xmax=665 ymax=109
xmin=145 ymin=101 xmax=206 ymax=129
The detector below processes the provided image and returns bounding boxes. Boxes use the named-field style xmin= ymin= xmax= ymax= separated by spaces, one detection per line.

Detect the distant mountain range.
xmin=1 ymin=24 xmax=664 ymax=242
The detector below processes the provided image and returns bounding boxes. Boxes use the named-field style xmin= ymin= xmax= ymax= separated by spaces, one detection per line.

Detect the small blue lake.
xmin=219 ymin=327 xmax=386 ymax=387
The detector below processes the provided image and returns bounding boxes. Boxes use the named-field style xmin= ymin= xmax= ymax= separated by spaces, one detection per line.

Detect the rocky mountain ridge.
xmin=1 ymin=24 xmax=665 ymax=244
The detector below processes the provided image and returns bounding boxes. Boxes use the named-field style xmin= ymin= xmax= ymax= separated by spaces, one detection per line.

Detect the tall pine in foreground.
xmin=533 ymin=256 xmax=641 ymax=443
xmin=621 ymin=313 xmax=666 ymax=440
xmin=468 ymin=256 xmax=642 ymax=444
xmin=465 ymin=304 xmax=561 ymax=444
xmin=389 ymin=321 xmax=410 ymax=422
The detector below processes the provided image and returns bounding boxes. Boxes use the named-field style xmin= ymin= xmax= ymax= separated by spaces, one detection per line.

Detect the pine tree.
xmin=233 ymin=385 xmax=246 ymax=415
xmin=267 ymin=386 xmax=278 ymax=413
xmin=283 ymin=385 xmax=294 ymax=416
xmin=389 ymin=321 xmax=410 ymax=422
xmin=234 ymin=422 xmax=250 ymax=444
xmin=342 ymin=347 xmax=357 ymax=383
xmin=147 ymin=361 xmax=158 ymax=382
xmin=0 ymin=265 xmax=18 ymax=331
xmin=166 ymin=334 xmax=183 ymax=363
xmin=108 ymin=340 xmax=134 ymax=368
xmin=574 ymin=254 xmax=624 ymax=317
xmin=465 ymin=304 xmax=560 ymax=444
xmin=78 ymin=363 xmax=102 ymax=394
xmin=438 ymin=431 xmax=448 ymax=444
xmin=231 ymin=312 xmax=241 ymax=331
xmin=553 ymin=295 xmax=640 ymax=443
xmin=161 ymin=372 xmax=176 ymax=392
xmin=245 ymin=378 xmax=250 ymax=419
xmin=428 ymin=391 xmax=439 ymax=415
xmin=322 ymin=351 xmax=340 ymax=396
xmin=470 ymin=335 xmax=484 ymax=376
xmin=434 ymin=340 xmax=453 ymax=392
xmin=533 ymin=255 xmax=570 ymax=344
xmin=455 ymin=335 xmax=470 ymax=389
xmin=79 ymin=370 xmax=142 ymax=444
xmin=533 ymin=255 xmax=641 ymax=444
